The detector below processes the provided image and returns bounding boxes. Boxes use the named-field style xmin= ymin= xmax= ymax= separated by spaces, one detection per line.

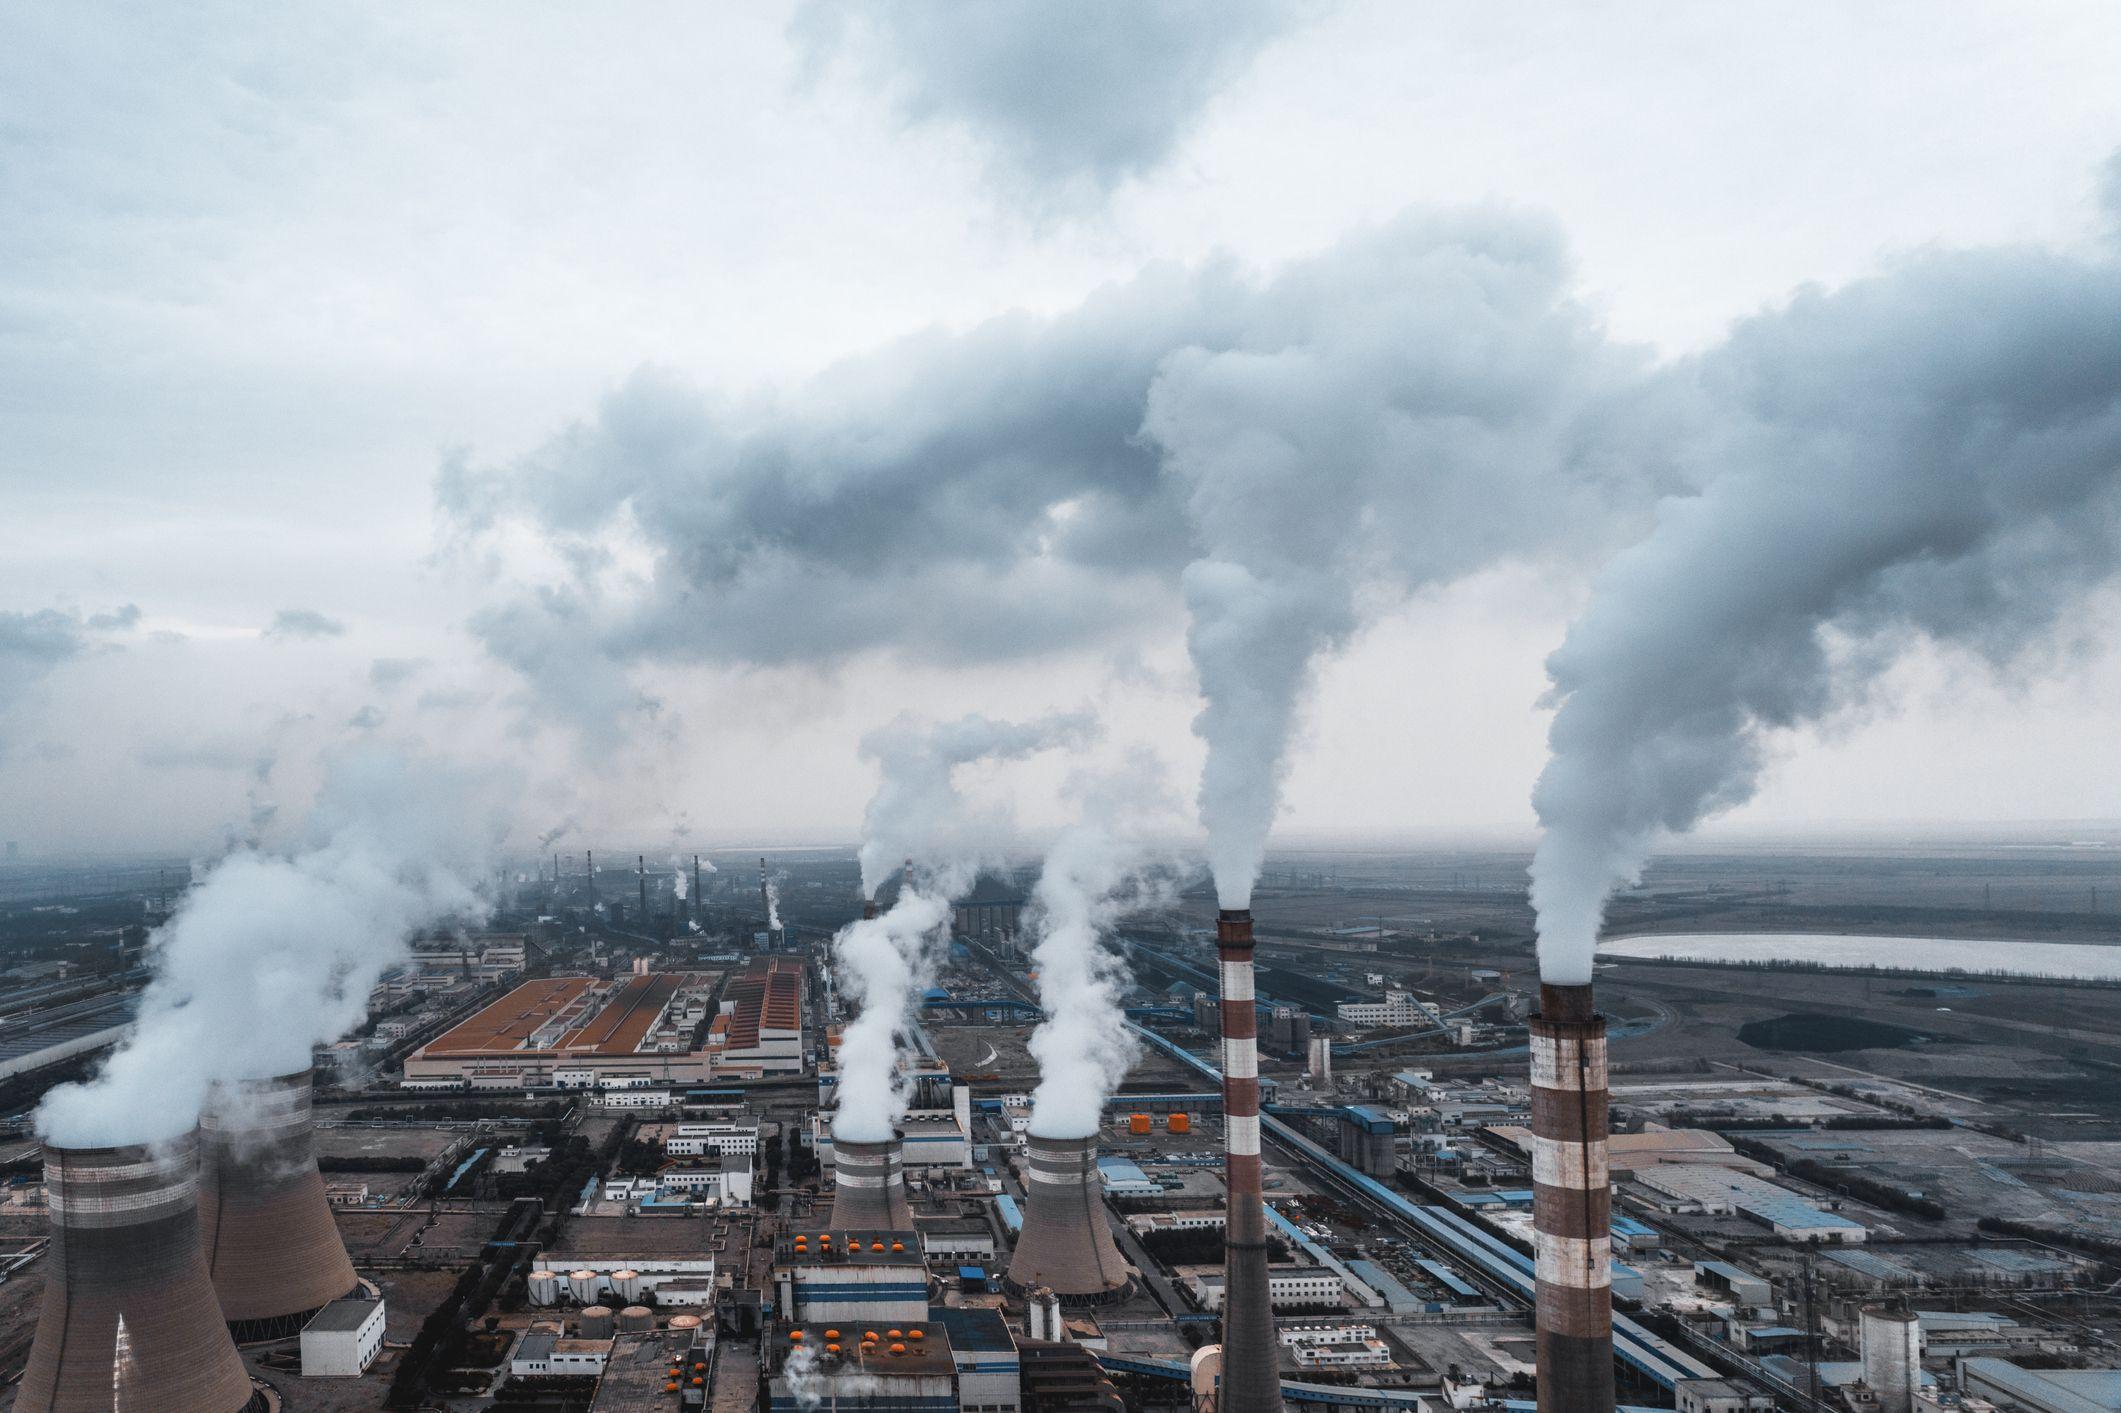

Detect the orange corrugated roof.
xmin=423 ymin=978 xmax=599 ymax=1054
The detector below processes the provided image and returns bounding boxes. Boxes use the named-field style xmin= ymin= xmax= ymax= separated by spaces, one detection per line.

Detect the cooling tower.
xmin=1216 ymin=909 xmax=1282 ymax=1413
xmin=1530 ymin=983 xmax=1614 ymax=1413
xmin=198 ymin=1069 xmax=361 ymax=1341
xmin=826 ymin=1136 xmax=915 ymax=1232
xmin=19 ymin=1137 xmax=262 ymax=1413
xmin=1006 ymin=1134 xmax=1131 ymax=1302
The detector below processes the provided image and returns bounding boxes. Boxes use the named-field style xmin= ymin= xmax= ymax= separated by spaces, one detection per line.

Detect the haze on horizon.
xmin=5 ymin=3 xmax=2121 ymax=862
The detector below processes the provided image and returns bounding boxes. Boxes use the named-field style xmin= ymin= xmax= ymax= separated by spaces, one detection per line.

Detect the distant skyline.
xmin=4 ymin=3 xmax=2120 ymax=855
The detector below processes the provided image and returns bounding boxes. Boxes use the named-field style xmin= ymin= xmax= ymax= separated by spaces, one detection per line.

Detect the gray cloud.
xmin=442 ymin=206 xmax=1669 ymax=748
xmin=792 ymin=0 xmax=1308 ymax=203
xmin=347 ymin=704 xmax=385 ymax=731
xmin=368 ymin=656 xmax=426 ymax=691
xmin=263 ymin=608 xmax=346 ymax=640
xmin=1 ymin=606 xmax=139 ymax=752
xmin=1530 ymin=241 xmax=2121 ymax=982
xmin=1 ymin=610 xmax=91 ymax=714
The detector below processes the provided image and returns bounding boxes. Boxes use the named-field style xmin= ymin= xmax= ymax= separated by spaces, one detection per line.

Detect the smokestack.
xmin=1530 ymin=982 xmax=1614 ymax=1413
xmin=759 ymin=857 xmax=772 ymax=944
xmin=826 ymin=1136 xmax=915 ymax=1232
xmin=586 ymin=849 xmax=593 ymax=900
xmin=692 ymin=855 xmax=701 ymax=923
xmin=19 ymin=1135 xmax=261 ymax=1412
xmin=862 ymin=897 xmax=879 ymax=922
xmin=1006 ymin=1134 xmax=1131 ymax=1303
xmin=1215 ymin=909 xmax=1281 ymax=1413
xmin=638 ymin=854 xmax=647 ymax=923
xmin=199 ymin=1070 xmax=361 ymax=1340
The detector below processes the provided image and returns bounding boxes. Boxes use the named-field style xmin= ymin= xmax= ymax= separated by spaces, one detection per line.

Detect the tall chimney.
xmin=19 ymin=1136 xmax=261 ymax=1412
xmin=826 ymin=1136 xmax=915 ymax=1232
xmin=1531 ymin=982 xmax=1614 ymax=1413
xmin=199 ymin=1070 xmax=361 ymax=1340
xmin=691 ymin=855 xmax=701 ymax=924
xmin=1005 ymin=1134 xmax=1131 ymax=1303
xmin=586 ymin=849 xmax=594 ymax=901
xmin=1216 ymin=908 xmax=1281 ymax=1413
xmin=759 ymin=857 xmax=774 ymax=945
xmin=638 ymin=854 xmax=647 ymax=924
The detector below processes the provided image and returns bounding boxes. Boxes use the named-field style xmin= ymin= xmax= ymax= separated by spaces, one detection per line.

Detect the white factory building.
xmin=299 ymin=1298 xmax=387 ymax=1378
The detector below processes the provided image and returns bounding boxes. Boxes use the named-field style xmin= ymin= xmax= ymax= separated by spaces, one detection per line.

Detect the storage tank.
xmin=611 ymin=1269 xmax=644 ymax=1303
xmin=1127 ymin=1114 xmax=1150 ymax=1135
xmin=18 ymin=1136 xmax=260 ymax=1413
xmin=198 ymin=1069 xmax=362 ymax=1340
xmin=669 ymin=1314 xmax=702 ymax=1334
xmin=1167 ymin=1113 xmax=1191 ymax=1135
xmin=617 ymin=1306 xmax=655 ymax=1333
xmin=579 ymin=1306 xmax=616 ymax=1340
xmin=1861 ymin=1306 xmax=1922 ymax=1413
xmin=569 ymin=1269 xmax=600 ymax=1303
xmin=528 ymin=1270 xmax=561 ymax=1306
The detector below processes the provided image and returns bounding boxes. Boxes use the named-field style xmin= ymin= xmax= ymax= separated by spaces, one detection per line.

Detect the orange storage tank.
xmin=1167 ymin=1113 xmax=1191 ymax=1134
xmin=1127 ymin=1113 xmax=1150 ymax=1135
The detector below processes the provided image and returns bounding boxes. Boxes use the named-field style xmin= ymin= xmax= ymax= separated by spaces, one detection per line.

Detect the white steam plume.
xmin=39 ymin=747 xmax=508 ymax=1146
xmin=829 ymin=876 xmax=960 ymax=1142
xmin=1530 ymin=238 xmax=2121 ymax=984
xmin=855 ymin=710 xmax=1093 ymax=898
xmin=1024 ymin=823 xmax=1160 ymax=1138
xmin=671 ymin=855 xmax=688 ymax=900
xmin=766 ymin=877 xmax=782 ymax=932
xmin=834 ymin=711 xmax=1092 ymax=1141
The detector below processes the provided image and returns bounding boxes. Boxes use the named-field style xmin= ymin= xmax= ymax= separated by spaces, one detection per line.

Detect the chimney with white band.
xmin=1530 ymin=982 xmax=1614 ymax=1413
xmin=1216 ymin=908 xmax=1282 ymax=1413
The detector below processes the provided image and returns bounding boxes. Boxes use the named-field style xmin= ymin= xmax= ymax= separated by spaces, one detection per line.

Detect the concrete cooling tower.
xmin=826 ymin=1136 xmax=915 ymax=1232
xmin=199 ymin=1069 xmax=361 ymax=1340
xmin=18 ymin=1137 xmax=262 ymax=1413
xmin=1004 ymin=1134 xmax=1131 ymax=1303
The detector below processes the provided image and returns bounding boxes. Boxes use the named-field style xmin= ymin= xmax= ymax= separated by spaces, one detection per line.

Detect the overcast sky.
xmin=4 ymin=2 xmax=2120 ymax=858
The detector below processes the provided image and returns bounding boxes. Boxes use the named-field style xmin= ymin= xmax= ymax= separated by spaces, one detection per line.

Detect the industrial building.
xmin=765 ymin=1322 xmax=960 ymax=1413
xmin=705 ymin=958 xmax=805 ymax=1075
xmin=773 ymin=1228 xmax=929 ymax=1323
xmin=403 ymin=972 xmax=719 ymax=1087
xmin=1634 ymin=1164 xmax=1868 ymax=1242
xmin=299 ymin=1297 xmax=387 ymax=1378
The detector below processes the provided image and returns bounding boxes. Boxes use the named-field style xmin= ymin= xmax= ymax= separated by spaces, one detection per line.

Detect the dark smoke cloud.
xmin=792 ymin=0 xmax=1309 ymax=203
xmin=441 ymin=207 xmax=1671 ymax=751
xmin=1531 ymin=241 xmax=2121 ymax=983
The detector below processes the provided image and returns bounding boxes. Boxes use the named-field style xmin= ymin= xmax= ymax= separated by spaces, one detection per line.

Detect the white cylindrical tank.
xmin=1861 ymin=1305 xmax=1922 ymax=1413
xmin=611 ymin=1269 xmax=644 ymax=1302
xmin=579 ymin=1305 xmax=616 ymax=1340
xmin=528 ymin=1270 xmax=561 ymax=1306
xmin=569 ymin=1269 xmax=600 ymax=1303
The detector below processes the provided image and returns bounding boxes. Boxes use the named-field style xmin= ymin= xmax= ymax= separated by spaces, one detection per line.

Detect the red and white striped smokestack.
xmin=1217 ymin=908 xmax=1282 ymax=1413
xmin=1531 ymin=982 xmax=1614 ymax=1413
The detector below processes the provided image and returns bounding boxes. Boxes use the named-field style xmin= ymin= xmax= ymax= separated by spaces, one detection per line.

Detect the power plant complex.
xmin=5 ymin=848 xmax=2101 ymax=1413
